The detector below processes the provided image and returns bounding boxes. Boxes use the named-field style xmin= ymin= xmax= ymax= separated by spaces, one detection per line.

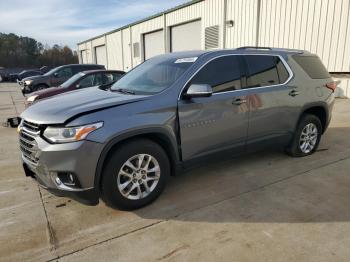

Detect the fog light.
xmin=55 ymin=176 xmax=62 ymax=185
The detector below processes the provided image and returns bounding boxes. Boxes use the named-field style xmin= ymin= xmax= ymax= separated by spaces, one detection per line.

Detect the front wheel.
xmin=101 ymin=139 xmax=170 ymax=210
xmin=33 ymin=85 xmax=47 ymax=91
xmin=286 ymin=114 xmax=322 ymax=157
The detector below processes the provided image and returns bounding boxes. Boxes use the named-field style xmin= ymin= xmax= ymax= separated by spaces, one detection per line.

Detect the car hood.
xmin=30 ymin=86 xmax=63 ymax=98
xmin=21 ymin=87 xmax=147 ymax=124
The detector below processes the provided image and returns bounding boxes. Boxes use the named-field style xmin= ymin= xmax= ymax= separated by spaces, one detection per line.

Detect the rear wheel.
xmin=101 ymin=139 xmax=170 ymax=210
xmin=286 ymin=114 xmax=322 ymax=157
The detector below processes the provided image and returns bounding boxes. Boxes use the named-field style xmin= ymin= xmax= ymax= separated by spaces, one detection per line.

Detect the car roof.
xmin=80 ymin=69 xmax=125 ymax=74
xmin=159 ymin=47 xmax=311 ymax=60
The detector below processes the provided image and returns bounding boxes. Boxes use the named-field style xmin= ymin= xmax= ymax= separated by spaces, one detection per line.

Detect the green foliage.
xmin=0 ymin=33 xmax=78 ymax=68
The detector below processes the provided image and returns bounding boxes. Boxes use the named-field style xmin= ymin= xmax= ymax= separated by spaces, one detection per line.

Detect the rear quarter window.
xmin=293 ymin=56 xmax=330 ymax=79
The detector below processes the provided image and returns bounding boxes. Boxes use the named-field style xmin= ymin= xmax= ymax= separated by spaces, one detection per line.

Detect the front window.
xmin=61 ymin=73 xmax=85 ymax=88
xmin=189 ymin=56 xmax=242 ymax=93
xmin=44 ymin=67 xmax=60 ymax=76
xmin=110 ymin=57 xmax=195 ymax=95
xmin=78 ymin=74 xmax=103 ymax=88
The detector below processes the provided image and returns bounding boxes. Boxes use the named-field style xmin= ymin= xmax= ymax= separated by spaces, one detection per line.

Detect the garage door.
xmin=81 ymin=50 xmax=87 ymax=64
xmin=95 ymin=45 xmax=107 ymax=67
xmin=143 ymin=30 xmax=164 ymax=60
xmin=171 ymin=20 xmax=201 ymax=52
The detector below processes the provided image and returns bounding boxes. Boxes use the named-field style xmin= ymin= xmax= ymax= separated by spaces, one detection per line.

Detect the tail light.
xmin=325 ymin=81 xmax=338 ymax=92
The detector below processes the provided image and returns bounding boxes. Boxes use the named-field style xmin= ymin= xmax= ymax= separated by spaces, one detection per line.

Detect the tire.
xmin=286 ymin=114 xmax=322 ymax=157
xmin=101 ymin=139 xmax=170 ymax=210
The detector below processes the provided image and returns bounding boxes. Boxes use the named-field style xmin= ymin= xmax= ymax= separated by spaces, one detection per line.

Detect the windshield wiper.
xmin=112 ymin=88 xmax=135 ymax=95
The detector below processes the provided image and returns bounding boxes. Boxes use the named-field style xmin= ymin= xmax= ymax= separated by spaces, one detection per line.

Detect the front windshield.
xmin=110 ymin=56 xmax=195 ymax=95
xmin=60 ymin=72 xmax=84 ymax=88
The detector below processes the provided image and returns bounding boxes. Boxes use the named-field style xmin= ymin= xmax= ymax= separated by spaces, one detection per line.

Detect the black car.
xmin=20 ymin=64 xmax=105 ymax=94
xmin=17 ymin=70 xmax=42 ymax=81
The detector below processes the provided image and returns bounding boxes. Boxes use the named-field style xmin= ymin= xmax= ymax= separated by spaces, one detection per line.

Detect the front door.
xmin=178 ymin=55 xmax=249 ymax=161
xmin=51 ymin=67 xmax=73 ymax=86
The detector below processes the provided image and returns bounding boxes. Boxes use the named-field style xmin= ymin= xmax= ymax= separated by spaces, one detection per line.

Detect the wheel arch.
xmin=94 ymin=128 xmax=181 ymax=193
xmin=34 ymin=83 xmax=49 ymax=90
xmin=298 ymin=102 xmax=329 ymax=134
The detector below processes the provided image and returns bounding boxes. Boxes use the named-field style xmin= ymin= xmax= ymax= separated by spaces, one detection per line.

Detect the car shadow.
xmin=132 ymin=126 xmax=350 ymax=224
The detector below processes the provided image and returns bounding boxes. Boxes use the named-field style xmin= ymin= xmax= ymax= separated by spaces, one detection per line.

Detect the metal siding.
xmin=106 ymin=31 xmax=123 ymax=70
xmin=131 ymin=16 xmax=164 ymax=65
xmin=91 ymin=36 xmax=105 ymax=47
xmin=86 ymin=41 xmax=93 ymax=64
xmin=78 ymin=0 xmax=350 ymax=76
xmin=225 ymin=0 xmax=257 ymax=48
xmin=258 ymin=0 xmax=350 ymax=72
xmin=122 ymin=28 xmax=132 ymax=71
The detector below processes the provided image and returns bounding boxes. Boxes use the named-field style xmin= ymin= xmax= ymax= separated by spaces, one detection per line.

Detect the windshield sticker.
xmin=175 ymin=57 xmax=198 ymax=63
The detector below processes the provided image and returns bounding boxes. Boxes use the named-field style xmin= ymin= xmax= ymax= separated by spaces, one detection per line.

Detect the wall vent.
xmin=205 ymin=25 xmax=219 ymax=49
xmin=133 ymin=42 xmax=140 ymax=58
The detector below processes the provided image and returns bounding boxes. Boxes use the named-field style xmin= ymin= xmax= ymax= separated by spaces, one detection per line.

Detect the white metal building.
xmin=78 ymin=0 xmax=350 ymax=97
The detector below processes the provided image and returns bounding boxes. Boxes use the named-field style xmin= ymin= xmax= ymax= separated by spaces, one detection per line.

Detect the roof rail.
xmin=236 ymin=46 xmax=272 ymax=50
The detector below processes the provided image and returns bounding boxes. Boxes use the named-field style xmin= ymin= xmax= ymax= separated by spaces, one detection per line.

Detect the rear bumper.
xmin=324 ymin=93 xmax=335 ymax=132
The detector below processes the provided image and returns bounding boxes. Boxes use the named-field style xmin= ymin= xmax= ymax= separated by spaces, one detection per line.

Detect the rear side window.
xmin=190 ymin=56 xmax=242 ymax=93
xmin=244 ymin=55 xmax=289 ymax=88
xmin=293 ymin=56 xmax=330 ymax=79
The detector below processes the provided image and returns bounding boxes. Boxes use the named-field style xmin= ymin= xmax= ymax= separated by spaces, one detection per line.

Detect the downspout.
xmin=163 ymin=13 xmax=167 ymax=53
xmin=256 ymin=0 xmax=261 ymax=46
xmin=222 ymin=0 xmax=228 ymax=49
xmin=121 ymin=31 xmax=125 ymax=70
xmin=129 ymin=25 xmax=133 ymax=69
xmin=104 ymin=34 xmax=109 ymax=69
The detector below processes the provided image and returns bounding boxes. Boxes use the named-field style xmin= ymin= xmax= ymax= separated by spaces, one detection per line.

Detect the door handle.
xmin=289 ymin=89 xmax=299 ymax=97
xmin=232 ymin=98 xmax=247 ymax=105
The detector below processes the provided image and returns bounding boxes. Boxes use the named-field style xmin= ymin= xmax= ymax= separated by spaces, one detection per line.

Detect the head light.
xmin=24 ymin=80 xmax=33 ymax=86
xmin=27 ymin=95 xmax=38 ymax=102
xmin=43 ymin=122 xmax=103 ymax=143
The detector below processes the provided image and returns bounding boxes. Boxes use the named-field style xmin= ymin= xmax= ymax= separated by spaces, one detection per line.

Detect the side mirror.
xmin=54 ymin=72 xmax=58 ymax=77
xmin=184 ymin=84 xmax=213 ymax=98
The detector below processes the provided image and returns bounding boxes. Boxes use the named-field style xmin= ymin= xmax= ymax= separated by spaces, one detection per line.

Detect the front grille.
xmin=19 ymin=120 xmax=42 ymax=165
xmin=23 ymin=120 xmax=41 ymax=133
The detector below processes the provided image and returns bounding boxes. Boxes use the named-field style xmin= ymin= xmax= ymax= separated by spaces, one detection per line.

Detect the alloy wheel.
xmin=117 ymin=154 xmax=160 ymax=200
xmin=299 ymin=123 xmax=318 ymax=154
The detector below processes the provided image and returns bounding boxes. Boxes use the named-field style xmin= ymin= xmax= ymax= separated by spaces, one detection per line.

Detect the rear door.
xmin=178 ymin=55 xmax=249 ymax=161
xmin=242 ymin=55 xmax=299 ymax=147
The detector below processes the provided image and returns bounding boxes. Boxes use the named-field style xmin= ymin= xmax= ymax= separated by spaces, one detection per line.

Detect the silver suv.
xmin=19 ymin=47 xmax=336 ymax=209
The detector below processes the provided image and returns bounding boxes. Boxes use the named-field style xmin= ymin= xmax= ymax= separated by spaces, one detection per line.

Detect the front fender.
xmin=93 ymin=127 xmax=180 ymax=193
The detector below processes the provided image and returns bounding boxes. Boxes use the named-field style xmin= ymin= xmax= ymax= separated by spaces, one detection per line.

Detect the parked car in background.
xmin=20 ymin=64 xmax=105 ymax=94
xmin=17 ymin=70 xmax=42 ymax=81
xmin=26 ymin=70 xmax=125 ymax=106
xmin=19 ymin=48 xmax=335 ymax=210
xmin=0 ymin=68 xmax=24 ymax=82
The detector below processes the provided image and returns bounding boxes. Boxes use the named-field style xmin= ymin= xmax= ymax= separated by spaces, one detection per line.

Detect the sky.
xmin=0 ymin=0 xmax=190 ymax=50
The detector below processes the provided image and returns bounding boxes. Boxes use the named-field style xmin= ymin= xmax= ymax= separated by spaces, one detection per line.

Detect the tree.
xmin=0 ymin=33 xmax=78 ymax=68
